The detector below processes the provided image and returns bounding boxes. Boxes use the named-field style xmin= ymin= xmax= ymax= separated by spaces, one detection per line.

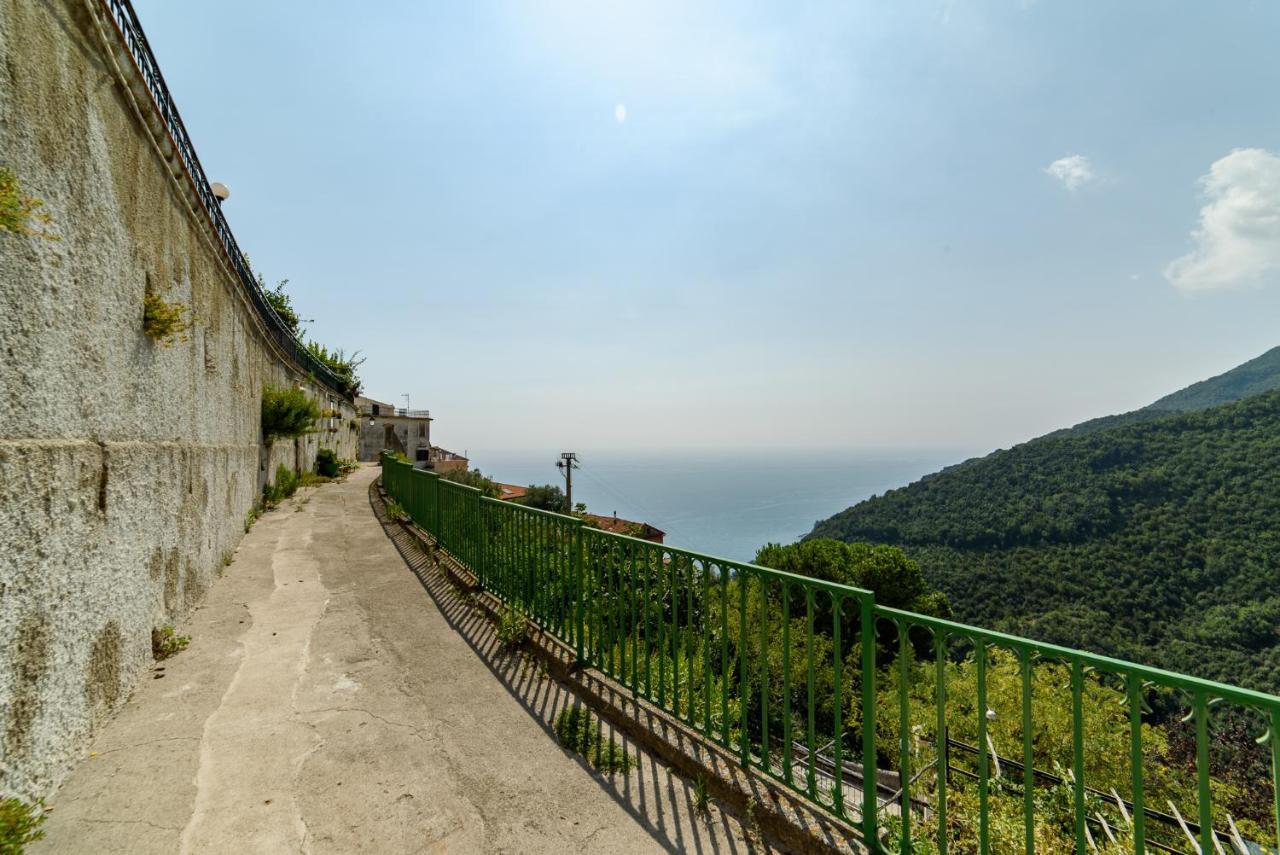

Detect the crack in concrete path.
xmin=179 ymin=517 xmax=329 ymax=855
xmin=36 ymin=468 xmax=761 ymax=854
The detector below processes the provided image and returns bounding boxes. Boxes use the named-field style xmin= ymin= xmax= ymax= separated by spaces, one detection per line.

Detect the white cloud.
xmin=1164 ymin=148 xmax=1280 ymax=292
xmin=1044 ymin=154 xmax=1095 ymax=192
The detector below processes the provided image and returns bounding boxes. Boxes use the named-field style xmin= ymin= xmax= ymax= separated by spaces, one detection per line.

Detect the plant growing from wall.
xmin=0 ymin=796 xmax=46 ymax=852
xmin=0 ymin=166 xmax=57 ymax=241
xmin=151 ymin=626 xmax=190 ymax=661
xmin=262 ymin=464 xmax=301 ymax=507
xmin=260 ymin=385 xmax=318 ymax=444
xmin=142 ymin=289 xmax=192 ymax=346
xmin=693 ymin=774 xmax=711 ymax=812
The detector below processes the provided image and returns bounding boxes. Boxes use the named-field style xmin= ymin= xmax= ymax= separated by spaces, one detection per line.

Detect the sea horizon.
xmin=459 ymin=446 xmax=979 ymax=562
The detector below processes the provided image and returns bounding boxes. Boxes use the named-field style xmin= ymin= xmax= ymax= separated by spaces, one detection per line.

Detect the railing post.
xmin=860 ymin=593 xmax=878 ymax=851
xmin=431 ymin=472 xmax=440 ymax=537
xmin=1271 ymin=705 xmax=1280 ymax=855
xmin=477 ymin=499 xmax=487 ymax=590
xmin=572 ymin=522 xmax=585 ymax=666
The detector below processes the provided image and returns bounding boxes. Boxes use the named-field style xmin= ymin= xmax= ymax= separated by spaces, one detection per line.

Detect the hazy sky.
xmin=136 ymin=1 xmax=1280 ymax=455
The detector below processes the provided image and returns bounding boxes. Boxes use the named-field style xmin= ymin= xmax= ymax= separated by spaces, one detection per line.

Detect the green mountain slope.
xmin=1146 ymin=345 xmax=1280 ymax=412
xmin=1048 ymin=345 xmax=1280 ymax=439
xmin=807 ymin=389 xmax=1280 ymax=693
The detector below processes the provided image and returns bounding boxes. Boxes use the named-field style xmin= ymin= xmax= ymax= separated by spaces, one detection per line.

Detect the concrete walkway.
xmin=35 ymin=466 xmax=763 ymax=854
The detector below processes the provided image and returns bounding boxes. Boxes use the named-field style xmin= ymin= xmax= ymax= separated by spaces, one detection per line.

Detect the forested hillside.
xmin=1048 ymin=344 xmax=1280 ymax=438
xmin=807 ymin=389 xmax=1280 ymax=693
xmin=1147 ymin=345 xmax=1280 ymax=412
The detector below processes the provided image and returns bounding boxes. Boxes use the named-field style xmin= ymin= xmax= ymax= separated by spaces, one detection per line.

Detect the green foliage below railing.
xmin=440 ymin=466 xmax=501 ymax=498
xmin=382 ymin=454 xmax=1280 ymax=854
xmin=810 ymin=390 xmax=1280 ymax=696
xmin=303 ymin=342 xmax=363 ymax=398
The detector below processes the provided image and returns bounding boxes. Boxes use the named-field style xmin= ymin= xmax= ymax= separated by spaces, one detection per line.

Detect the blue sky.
xmin=136 ymin=1 xmax=1280 ymax=455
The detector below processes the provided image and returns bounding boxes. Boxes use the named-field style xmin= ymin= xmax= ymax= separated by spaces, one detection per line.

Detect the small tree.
xmin=261 ymin=385 xmax=319 ymax=444
xmin=441 ymin=467 xmax=502 ymax=498
xmin=260 ymin=276 xmax=302 ymax=335
xmin=316 ymin=448 xmax=339 ymax=478
xmin=521 ymin=483 xmax=567 ymax=512
xmin=304 ymin=341 xmax=364 ymax=398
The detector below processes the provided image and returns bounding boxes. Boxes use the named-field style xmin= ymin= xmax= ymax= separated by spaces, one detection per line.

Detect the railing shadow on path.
xmin=368 ymin=480 xmax=795 ymax=855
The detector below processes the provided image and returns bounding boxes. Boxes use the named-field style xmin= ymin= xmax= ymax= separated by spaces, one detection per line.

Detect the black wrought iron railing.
xmin=99 ymin=0 xmax=349 ymax=397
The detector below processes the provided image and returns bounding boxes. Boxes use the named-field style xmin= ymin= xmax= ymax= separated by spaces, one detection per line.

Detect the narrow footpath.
xmin=35 ymin=465 xmax=761 ymax=854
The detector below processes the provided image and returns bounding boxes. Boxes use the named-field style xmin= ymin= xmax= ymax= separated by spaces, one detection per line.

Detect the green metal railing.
xmin=382 ymin=455 xmax=1280 ymax=854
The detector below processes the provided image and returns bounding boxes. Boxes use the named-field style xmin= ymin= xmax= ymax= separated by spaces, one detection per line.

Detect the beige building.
xmin=357 ymin=397 xmax=468 ymax=473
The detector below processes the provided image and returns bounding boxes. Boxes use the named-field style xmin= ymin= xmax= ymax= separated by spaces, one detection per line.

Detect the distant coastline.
xmin=463 ymin=448 xmax=971 ymax=562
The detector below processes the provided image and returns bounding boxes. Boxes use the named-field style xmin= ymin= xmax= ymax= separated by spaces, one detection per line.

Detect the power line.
xmin=575 ymin=466 xmax=659 ymax=521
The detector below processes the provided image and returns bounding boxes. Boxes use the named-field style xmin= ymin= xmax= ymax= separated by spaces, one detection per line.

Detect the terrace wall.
xmin=0 ymin=0 xmax=357 ymax=796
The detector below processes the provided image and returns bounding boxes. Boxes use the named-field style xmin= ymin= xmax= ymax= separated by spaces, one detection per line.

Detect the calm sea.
xmin=466 ymin=449 xmax=972 ymax=563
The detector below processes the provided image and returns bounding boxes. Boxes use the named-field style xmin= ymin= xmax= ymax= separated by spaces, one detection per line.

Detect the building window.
xmin=419 ymin=423 xmax=426 ymax=438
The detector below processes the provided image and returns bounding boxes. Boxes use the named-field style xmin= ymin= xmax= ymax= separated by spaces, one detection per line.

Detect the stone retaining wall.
xmin=0 ymin=0 xmax=357 ymax=796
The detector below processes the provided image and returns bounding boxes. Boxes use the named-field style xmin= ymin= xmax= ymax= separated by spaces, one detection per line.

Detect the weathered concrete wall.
xmin=358 ymin=417 xmax=431 ymax=464
xmin=0 ymin=0 xmax=357 ymax=797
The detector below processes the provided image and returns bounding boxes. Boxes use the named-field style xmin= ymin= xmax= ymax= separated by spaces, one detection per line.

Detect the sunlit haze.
xmin=137 ymin=0 xmax=1280 ymax=454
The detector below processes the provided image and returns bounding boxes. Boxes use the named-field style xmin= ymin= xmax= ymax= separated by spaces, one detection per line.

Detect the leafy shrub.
xmin=0 ymin=796 xmax=45 ymax=853
xmin=151 ymin=626 xmax=190 ymax=661
xmin=384 ymin=499 xmax=408 ymax=522
xmin=261 ymin=385 xmax=319 ymax=443
xmin=260 ymin=276 xmax=302 ymax=335
xmin=142 ymin=290 xmax=192 ymax=346
xmin=316 ymin=448 xmax=339 ymax=478
xmin=262 ymin=464 xmax=300 ymax=506
xmin=0 ymin=166 xmax=57 ymax=240
xmin=554 ymin=707 xmax=633 ymax=773
xmin=495 ymin=605 xmax=529 ymax=649
xmin=304 ymin=342 xmax=364 ymax=397
xmin=441 ymin=467 xmax=502 ymax=498
xmin=520 ymin=484 xmax=567 ymax=512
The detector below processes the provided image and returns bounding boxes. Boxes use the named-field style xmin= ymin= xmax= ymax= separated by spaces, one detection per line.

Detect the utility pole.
xmin=556 ymin=452 xmax=579 ymax=513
